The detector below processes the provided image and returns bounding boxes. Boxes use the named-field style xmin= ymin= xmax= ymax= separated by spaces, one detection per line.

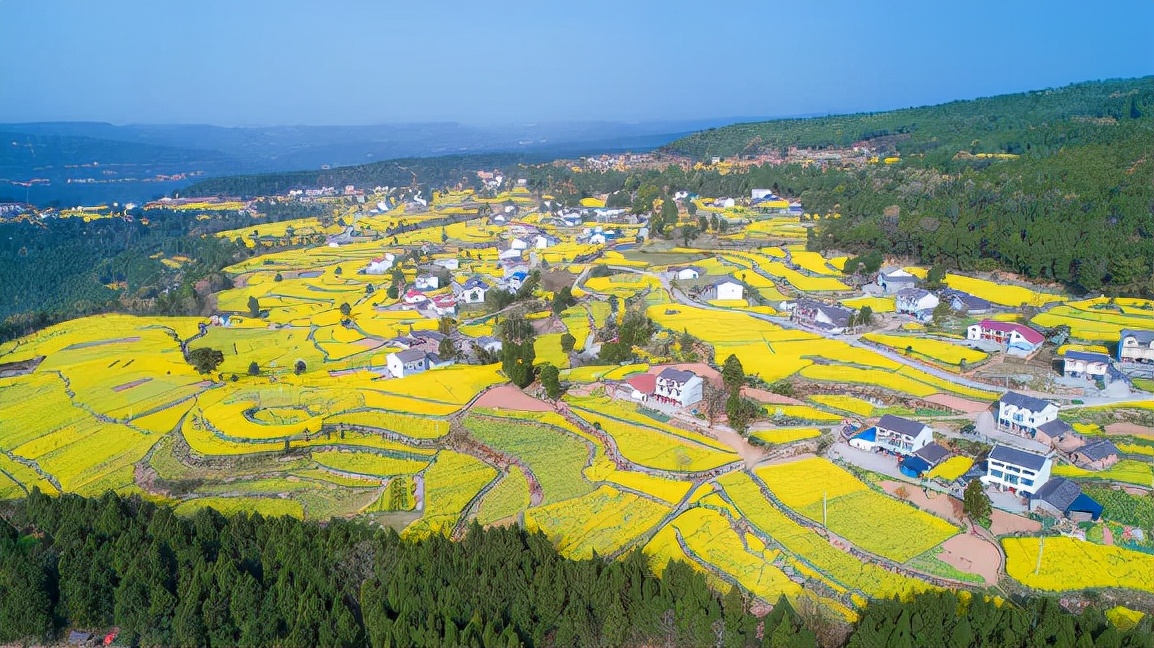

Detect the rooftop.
xmin=1032 ymin=477 xmax=1082 ymax=511
xmin=999 ymin=391 xmax=1054 ymax=413
xmin=657 ymin=367 xmax=697 ymax=383
xmin=977 ymin=320 xmax=1045 ymax=345
xmin=914 ymin=442 xmax=951 ymax=466
xmin=876 ymin=414 xmax=928 ymax=438
xmin=989 ymin=444 xmax=1049 ymax=471
xmin=1077 ymin=439 xmax=1119 ymax=462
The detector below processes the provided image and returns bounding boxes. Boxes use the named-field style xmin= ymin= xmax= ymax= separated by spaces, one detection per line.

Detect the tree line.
xmin=2 ymin=491 xmax=1150 ymax=647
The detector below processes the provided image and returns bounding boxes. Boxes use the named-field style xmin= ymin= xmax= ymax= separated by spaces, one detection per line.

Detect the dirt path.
xmin=473 ymin=385 xmax=553 ymax=411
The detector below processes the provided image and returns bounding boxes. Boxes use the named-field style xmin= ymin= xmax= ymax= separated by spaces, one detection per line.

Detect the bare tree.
xmin=702 ymin=380 xmax=728 ymax=425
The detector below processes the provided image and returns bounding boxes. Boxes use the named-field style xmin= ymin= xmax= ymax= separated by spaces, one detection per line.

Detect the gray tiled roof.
xmin=914 ymin=442 xmax=951 ymax=466
xmin=877 ymin=414 xmax=928 ymax=438
xmin=1077 ymin=439 xmax=1119 ymax=462
xmin=999 ymin=391 xmax=1054 ymax=414
xmin=1032 ymin=477 xmax=1081 ymax=512
xmin=989 ymin=444 xmax=1049 ymax=471
xmin=1064 ymin=350 xmax=1111 ymax=363
xmin=394 ymin=349 xmax=428 ymax=362
xmin=657 ymin=367 xmax=696 ymax=383
xmin=1036 ymin=419 xmax=1073 ymax=437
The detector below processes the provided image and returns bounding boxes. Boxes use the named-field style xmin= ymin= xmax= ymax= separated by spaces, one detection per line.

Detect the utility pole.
xmin=1034 ymin=535 xmax=1045 ymax=576
xmin=823 ymin=491 xmax=828 ymax=531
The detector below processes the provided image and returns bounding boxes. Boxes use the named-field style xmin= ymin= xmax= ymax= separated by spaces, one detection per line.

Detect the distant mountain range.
xmin=0 ymin=118 xmax=769 ymax=206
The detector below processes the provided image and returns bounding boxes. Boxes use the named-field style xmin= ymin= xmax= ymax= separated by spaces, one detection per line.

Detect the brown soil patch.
xmin=741 ymin=387 xmax=804 ymax=406
xmin=989 ymin=509 xmax=1042 ymax=535
xmin=923 ymin=393 xmax=991 ymax=414
xmin=473 ymin=385 xmax=553 ymax=412
xmin=1105 ymin=422 xmax=1154 ymax=439
xmin=880 ymin=481 xmax=963 ymax=524
xmin=938 ymin=534 xmax=1000 ymax=584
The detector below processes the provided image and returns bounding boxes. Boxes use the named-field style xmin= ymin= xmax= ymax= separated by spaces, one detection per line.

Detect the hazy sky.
xmin=2 ymin=0 xmax=1151 ymax=126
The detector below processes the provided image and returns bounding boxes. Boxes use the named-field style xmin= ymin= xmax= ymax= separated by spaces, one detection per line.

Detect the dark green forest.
xmin=1 ymin=492 xmax=1150 ymax=647
xmin=0 ymin=201 xmax=335 ymax=342
xmin=527 ymin=78 xmax=1154 ymax=295
xmin=179 ymin=152 xmax=557 ymax=200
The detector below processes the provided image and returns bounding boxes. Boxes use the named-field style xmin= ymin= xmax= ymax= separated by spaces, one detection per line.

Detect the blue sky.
xmin=1 ymin=0 xmax=1151 ymax=126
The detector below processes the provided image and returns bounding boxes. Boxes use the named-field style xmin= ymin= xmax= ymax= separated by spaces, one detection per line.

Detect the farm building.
xmin=1028 ymin=477 xmax=1102 ymax=522
xmin=427 ymin=295 xmax=458 ymax=317
xmin=895 ymin=288 xmax=939 ymax=320
xmin=652 ymin=368 xmax=704 ymax=408
xmin=984 ymin=444 xmax=1052 ymax=496
xmin=966 ymin=320 xmax=1044 ymax=356
xmin=534 ymin=234 xmax=560 ymax=249
xmin=712 ymin=197 xmax=736 ymax=208
xmin=791 ymin=299 xmax=853 ymax=334
xmin=414 ymin=274 xmax=440 ymax=290
xmin=939 ymin=289 xmax=991 ymax=314
xmin=667 ymin=266 xmax=704 ymax=281
xmin=876 ymin=267 xmax=918 ymax=294
xmin=364 ymin=254 xmax=396 ymax=275
xmin=402 ymin=289 xmax=429 ymax=305
xmin=1118 ymin=329 xmax=1154 ymax=363
xmin=849 ymin=427 xmax=877 ymax=451
xmin=1062 ymin=350 xmax=1112 ymax=380
xmin=995 ymin=392 xmax=1059 ymax=439
xmin=1034 ymin=418 xmax=1075 ymax=447
xmin=1071 ymin=439 xmax=1121 ymax=471
xmin=626 ymin=373 xmax=658 ymax=404
xmin=473 ymin=335 xmax=503 ymax=354
xmin=387 ymin=349 xmax=443 ymax=378
xmin=432 ymin=257 xmax=460 ymax=270
xmin=874 ymin=414 xmax=933 ymax=455
xmin=900 ymin=442 xmax=951 ymax=477
xmin=701 ymin=278 xmax=744 ymax=301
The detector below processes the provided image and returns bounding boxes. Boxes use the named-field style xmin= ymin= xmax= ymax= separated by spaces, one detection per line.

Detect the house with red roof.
xmin=966 ymin=319 xmax=1044 ymax=356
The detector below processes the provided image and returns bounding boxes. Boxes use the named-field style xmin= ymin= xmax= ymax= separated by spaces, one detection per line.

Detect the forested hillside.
xmin=532 ymin=78 xmax=1154 ymax=295
xmin=666 ymin=77 xmax=1152 ymax=161
xmin=1 ymin=492 xmax=1150 ymax=647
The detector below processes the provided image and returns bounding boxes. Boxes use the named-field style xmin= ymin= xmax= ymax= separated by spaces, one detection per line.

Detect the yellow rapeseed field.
xmin=1003 ymin=537 xmax=1154 ymax=593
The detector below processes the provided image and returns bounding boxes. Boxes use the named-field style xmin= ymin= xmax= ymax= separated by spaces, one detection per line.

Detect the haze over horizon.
xmin=2 ymin=0 xmax=1152 ymax=127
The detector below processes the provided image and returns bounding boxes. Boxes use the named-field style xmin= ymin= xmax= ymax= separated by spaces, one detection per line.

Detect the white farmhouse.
xmin=387 ymin=349 xmax=431 ymax=378
xmin=667 ymin=266 xmax=704 ymax=281
xmin=509 ymin=237 xmax=529 ymax=251
xmin=966 ymin=320 xmax=1045 ymax=356
xmin=432 ymin=258 xmax=460 ymax=271
xmin=651 ymin=368 xmax=703 ymax=408
xmin=1062 ymin=350 xmax=1111 ymax=380
xmin=702 ymin=278 xmax=744 ymax=301
xmin=414 ymin=274 xmax=440 ymax=290
xmin=1118 ymin=329 xmax=1154 ymax=363
xmin=984 ymin=444 xmax=1052 ymax=497
xmin=895 ymin=288 xmax=939 ymax=319
xmin=876 ymin=266 xmax=917 ymax=293
xmin=873 ymin=414 xmax=933 ymax=455
xmin=452 ymin=277 xmax=490 ymax=304
xmin=995 ymin=391 xmax=1059 ymax=439
xmin=364 ymin=254 xmax=396 ymax=275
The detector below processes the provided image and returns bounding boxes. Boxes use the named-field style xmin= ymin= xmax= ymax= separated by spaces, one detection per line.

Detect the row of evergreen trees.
xmin=1 ymin=490 xmax=1150 ymax=647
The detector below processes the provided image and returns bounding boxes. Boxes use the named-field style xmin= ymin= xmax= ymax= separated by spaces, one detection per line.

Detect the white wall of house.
xmin=675 ymin=268 xmax=700 ymax=280
xmin=712 ymin=282 xmax=744 ymax=300
xmin=986 ymin=457 xmax=1051 ymax=496
xmin=654 ymin=375 xmax=704 ymax=407
xmin=996 ymin=401 xmax=1059 ymax=435
xmin=875 ymin=424 xmax=933 ymax=454
xmin=1120 ymin=336 xmax=1154 ymax=362
xmin=1063 ymin=357 xmax=1108 ymax=378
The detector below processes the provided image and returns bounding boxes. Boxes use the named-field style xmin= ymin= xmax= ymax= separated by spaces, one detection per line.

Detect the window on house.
xmin=990 ymin=470 xmax=1004 ymax=479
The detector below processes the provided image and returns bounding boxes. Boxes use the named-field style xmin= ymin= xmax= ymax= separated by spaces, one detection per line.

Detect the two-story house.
xmin=652 ymin=368 xmax=704 ymax=408
xmin=873 ymin=414 xmax=934 ymax=455
xmin=1062 ymin=350 xmax=1111 ymax=380
xmin=985 ymin=444 xmax=1052 ymax=496
xmin=995 ymin=392 xmax=1059 ymax=439
xmin=876 ymin=267 xmax=918 ymax=293
xmin=895 ymin=288 xmax=940 ymax=320
xmin=966 ymin=320 xmax=1044 ymax=356
xmin=1118 ymin=329 xmax=1154 ymax=363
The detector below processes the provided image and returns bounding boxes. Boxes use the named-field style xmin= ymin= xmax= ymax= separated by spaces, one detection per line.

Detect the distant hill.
xmin=664 ymin=77 xmax=1154 ymax=161
xmin=0 ymin=119 xmax=736 ymax=206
